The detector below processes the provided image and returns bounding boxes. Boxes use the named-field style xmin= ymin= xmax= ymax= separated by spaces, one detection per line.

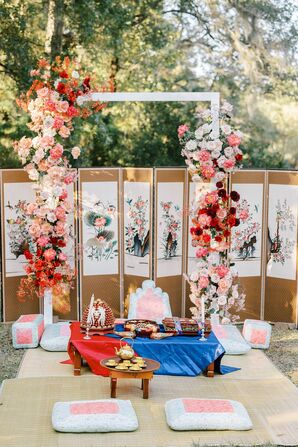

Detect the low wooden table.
xmin=100 ymin=357 xmax=160 ymax=399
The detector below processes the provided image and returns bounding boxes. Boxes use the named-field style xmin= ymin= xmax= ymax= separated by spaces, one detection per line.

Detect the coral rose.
xmin=199 ymin=276 xmax=209 ymax=289
xmin=227 ymin=133 xmax=241 ymax=147
xmin=43 ymin=248 xmax=56 ymax=262
xmin=50 ymin=144 xmax=63 ymax=160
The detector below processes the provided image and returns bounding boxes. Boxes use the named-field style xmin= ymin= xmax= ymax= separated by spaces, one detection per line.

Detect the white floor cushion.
xmin=212 ymin=324 xmax=251 ymax=355
xmin=165 ymin=398 xmax=252 ymax=431
xmin=12 ymin=314 xmax=44 ymax=349
xmin=242 ymin=319 xmax=272 ymax=349
xmin=40 ymin=322 xmax=70 ymax=352
xmin=52 ymin=399 xmax=138 ymax=433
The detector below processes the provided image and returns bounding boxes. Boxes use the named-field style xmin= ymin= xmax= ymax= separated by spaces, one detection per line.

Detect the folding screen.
xmin=122 ymin=168 xmax=153 ymax=316
xmin=79 ymin=168 xmax=122 ymax=317
xmin=154 ymin=168 xmax=188 ymax=317
xmin=230 ymin=170 xmax=266 ymax=320
xmin=264 ymin=171 xmax=298 ymax=325
xmin=0 ymin=169 xmax=78 ymax=321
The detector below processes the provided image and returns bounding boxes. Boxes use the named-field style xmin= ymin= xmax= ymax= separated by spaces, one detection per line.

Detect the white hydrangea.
xmin=185 ymin=140 xmax=197 ymax=151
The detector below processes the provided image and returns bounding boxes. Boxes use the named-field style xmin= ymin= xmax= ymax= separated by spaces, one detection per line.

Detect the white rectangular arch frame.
xmin=84 ymin=92 xmax=220 ymax=136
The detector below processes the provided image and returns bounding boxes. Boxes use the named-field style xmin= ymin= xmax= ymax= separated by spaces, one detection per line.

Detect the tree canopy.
xmin=0 ymin=0 xmax=297 ymax=169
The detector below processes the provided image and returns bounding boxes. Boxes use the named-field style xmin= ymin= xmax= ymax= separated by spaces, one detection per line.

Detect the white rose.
xmin=218 ymin=296 xmax=227 ymax=305
xmin=185 ymin=140 xmax=197 ymax=151
xmin=32 ymin=136 xmax=40 ymax=148
xmin=214 ymin=171 xmax=226 ymax=181
xmin=198 ymin=139 xmax=208 ymax=150
xmin=210 ymin=274 xmax=220 ymax=283
xmin=47 ymin=211 xmax=57 ymax=223
xmin=32 ymin=148 xmax=44 ymax=163
xmin=28 ymin=169 xmax=39 ymax=181
xmin=71 ymin=146 xmax=81 ymax=159
xmin=72 ymin=70 xmax=80 ymax=79
xmin=201 ymin=123 xmax=212 ymax=134
xmin=194 ymin=128 xmax=203 ymax=140
xmin=211 ymin=150 xmax=221 ymax=159
xmin=192 ymin=151 xmax=201 ymax=161
xmin=190 ymin=271 xmax=199 ymax=282
xmin=224 ymin=146 xmax=234 ymax=157
xmin=217 ymin=155 xmax=227 ymax=168
xmin=221 ymin=124 xmax=232 ymax=135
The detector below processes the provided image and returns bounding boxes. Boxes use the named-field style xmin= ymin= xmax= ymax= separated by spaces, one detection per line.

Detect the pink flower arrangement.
xmin=15 ymin=56 xmax=111 ymax=300
xmin=185 ymin=260 xmax=245 ymax=323
xmin=178 ymin=102 xmax=243 ymax=182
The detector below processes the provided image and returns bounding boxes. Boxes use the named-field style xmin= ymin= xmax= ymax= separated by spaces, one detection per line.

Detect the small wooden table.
xmin=100 ymin=357 xmax=160 ymax=399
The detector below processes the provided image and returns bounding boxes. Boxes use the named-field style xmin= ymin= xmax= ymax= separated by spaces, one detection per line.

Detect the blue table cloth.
xmin=109 ymin=326 xmax=238 ymax=377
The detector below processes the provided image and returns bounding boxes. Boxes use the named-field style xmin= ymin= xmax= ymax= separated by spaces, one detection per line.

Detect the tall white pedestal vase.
xmin=43 ymin=287 xmax=53 ymax=327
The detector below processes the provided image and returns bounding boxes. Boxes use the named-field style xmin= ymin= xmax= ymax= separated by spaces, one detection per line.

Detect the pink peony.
xmin=50 ymin=144 xmax=63 ymax=160
xmin=37 ymin=236 xmax=49 ymax=247
xmin=198 ymin=214 xmax=212 ymax=227
xmin=178 ymin=124 xmax=189 ymax=138
xmin=223 ymin=158 xmax=235 ymax=170
xmin=198 ymin=150 xmax=211 ymax=162
xmin=29 ymin=223 xmax=41 ymax=238
xmin=53 ymin=116 xmax=64 ymax=129
xmin=204 ymin=191 xmax=218 ymax=205
xmin=59 ymin=126 xmax=70 ymax=138
xmin=216 ymin=264 xmax=229 ymax=278
xmin=227 ymin=133 xmax=241 ymax=147
xmin=199 ymin=276 xmax=209 ymax=289
xmin=201 ymin=165 xmax=215 ymax=179
xmin=64 ymin=174 xmax=74 ymax=184
xmin=40 ymin=135 xmax=54 ymax=147
xmin=216 ymin=208 xmax=227 ymax=220
xmin=55 ymin=221 xmax=66 ymax=237
xmin=196 ymin=247 xmax=208 ymax=258
xmin=56 ymin=101 xmax=69 ymax=113
xmin=58 ymin=252 xmax=67 ymax=261
xmin=55 ymin=206 xmax=66 ymax=221
xmin=43 ymin=248 xmax=56 ymax=262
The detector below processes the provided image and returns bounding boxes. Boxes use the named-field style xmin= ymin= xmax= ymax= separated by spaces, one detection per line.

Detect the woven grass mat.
xmin=1 ymin=370 xmax=298 ymax=446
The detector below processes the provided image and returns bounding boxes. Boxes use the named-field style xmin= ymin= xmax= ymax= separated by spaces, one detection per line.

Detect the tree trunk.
xmin=45 ymin=0 xmax=64 ymax=60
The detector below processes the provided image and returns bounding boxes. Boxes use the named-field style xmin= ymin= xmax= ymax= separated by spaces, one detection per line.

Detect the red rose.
xmin=59 ymin=70 xmax=69 ymax=79
xmin=230 ymin=191 xmax=240 ymax=202
xmin=58 ymin=240 xmax=66 ymax=247
xmin=230 ymin=207 xmax=236 ymax=215
xmin=57 ymin=82 xmax=66 ymax=94
xmin=24 ymin=250 xmax=32 ymax=260
xmin=235 ymin=154 xmax=243 ymax=161
xmin=218 ymin=189 xmax=227 ymax=198
xmin=216 ymin=181 xmax=223 ymax=189
xmin=215 ymin=236 xmax=222 ymax=242
xmin=54 ymin=273 xmax=62 ymax=281
xmin=224 ymin=230 xmax=231 ymax=237
xmin=228 ymin=216 xmax=236 ymax=227
xmin=203 ymin=234 xmax=211 ymax=243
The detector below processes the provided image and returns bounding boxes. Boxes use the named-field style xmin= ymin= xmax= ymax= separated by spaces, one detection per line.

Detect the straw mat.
xmin=0 ymin=350 xmax=297 ymax=446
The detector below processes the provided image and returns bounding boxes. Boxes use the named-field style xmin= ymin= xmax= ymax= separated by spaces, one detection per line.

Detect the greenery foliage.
xmin=0 ymin=0 xmax=297 ymax=169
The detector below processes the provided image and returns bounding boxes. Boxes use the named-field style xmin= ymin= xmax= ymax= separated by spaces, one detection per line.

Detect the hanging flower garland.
xmin=14 ymin=56 xmax=112 ymax=300
xmin=179 ymin=102 xmax=248 ymax=323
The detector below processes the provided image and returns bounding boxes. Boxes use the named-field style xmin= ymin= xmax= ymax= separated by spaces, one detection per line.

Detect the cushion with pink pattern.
xmin=165 ymin=398 xmax=252 ymax=431
xmin=212 ymin=324 xmax=251 ymax=355
xmin=52 ymin=399 xmax=138 ymax=432
xmin=242 ymin=319 xmax=272 ymax=349
xmin=128 ymin=280 xmax=172 ymax=324
xmin=40 ymin=322 xmax=70 ymax=351
xmin=12 ymin=314 xmax=44 ymax=349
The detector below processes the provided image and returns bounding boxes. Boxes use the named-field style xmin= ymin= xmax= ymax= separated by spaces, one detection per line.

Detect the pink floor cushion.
xmin=52 ymin=399 xmax=138 ymax=432
xmin=40 ymin=322 xmax=70 ymax=352
xmin=165 ymin=398 xmax=253 ymax=431
xmin=242 ymin=319 xmax=272 ymax=349
xmin=12 ymin=314 xmax=44 ymax=349
xmin=212 ymin=324 xmax=251 ymax=355
xmin=128 ymin=280 xmax=172 ymax=323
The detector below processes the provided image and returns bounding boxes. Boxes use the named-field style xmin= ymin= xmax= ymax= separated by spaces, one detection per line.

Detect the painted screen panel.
xmin=156 ymin=182 xmax=184 ymax=277
xmin=82 ymin=181 xmax=119 ymax=276
xmin=4 ymin=182 xmax=35 ymax=277
xmin=124 ymin=181 xmax=150 ymax=277
xmin=267 ymin=184 xmax=298 ymax=281
xmin=230 ymin=183 xmax=263 ymax=277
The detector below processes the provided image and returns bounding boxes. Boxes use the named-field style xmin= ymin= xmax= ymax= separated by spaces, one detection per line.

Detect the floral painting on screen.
xmin=125 ymin=196 xmax=149 ymax=257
